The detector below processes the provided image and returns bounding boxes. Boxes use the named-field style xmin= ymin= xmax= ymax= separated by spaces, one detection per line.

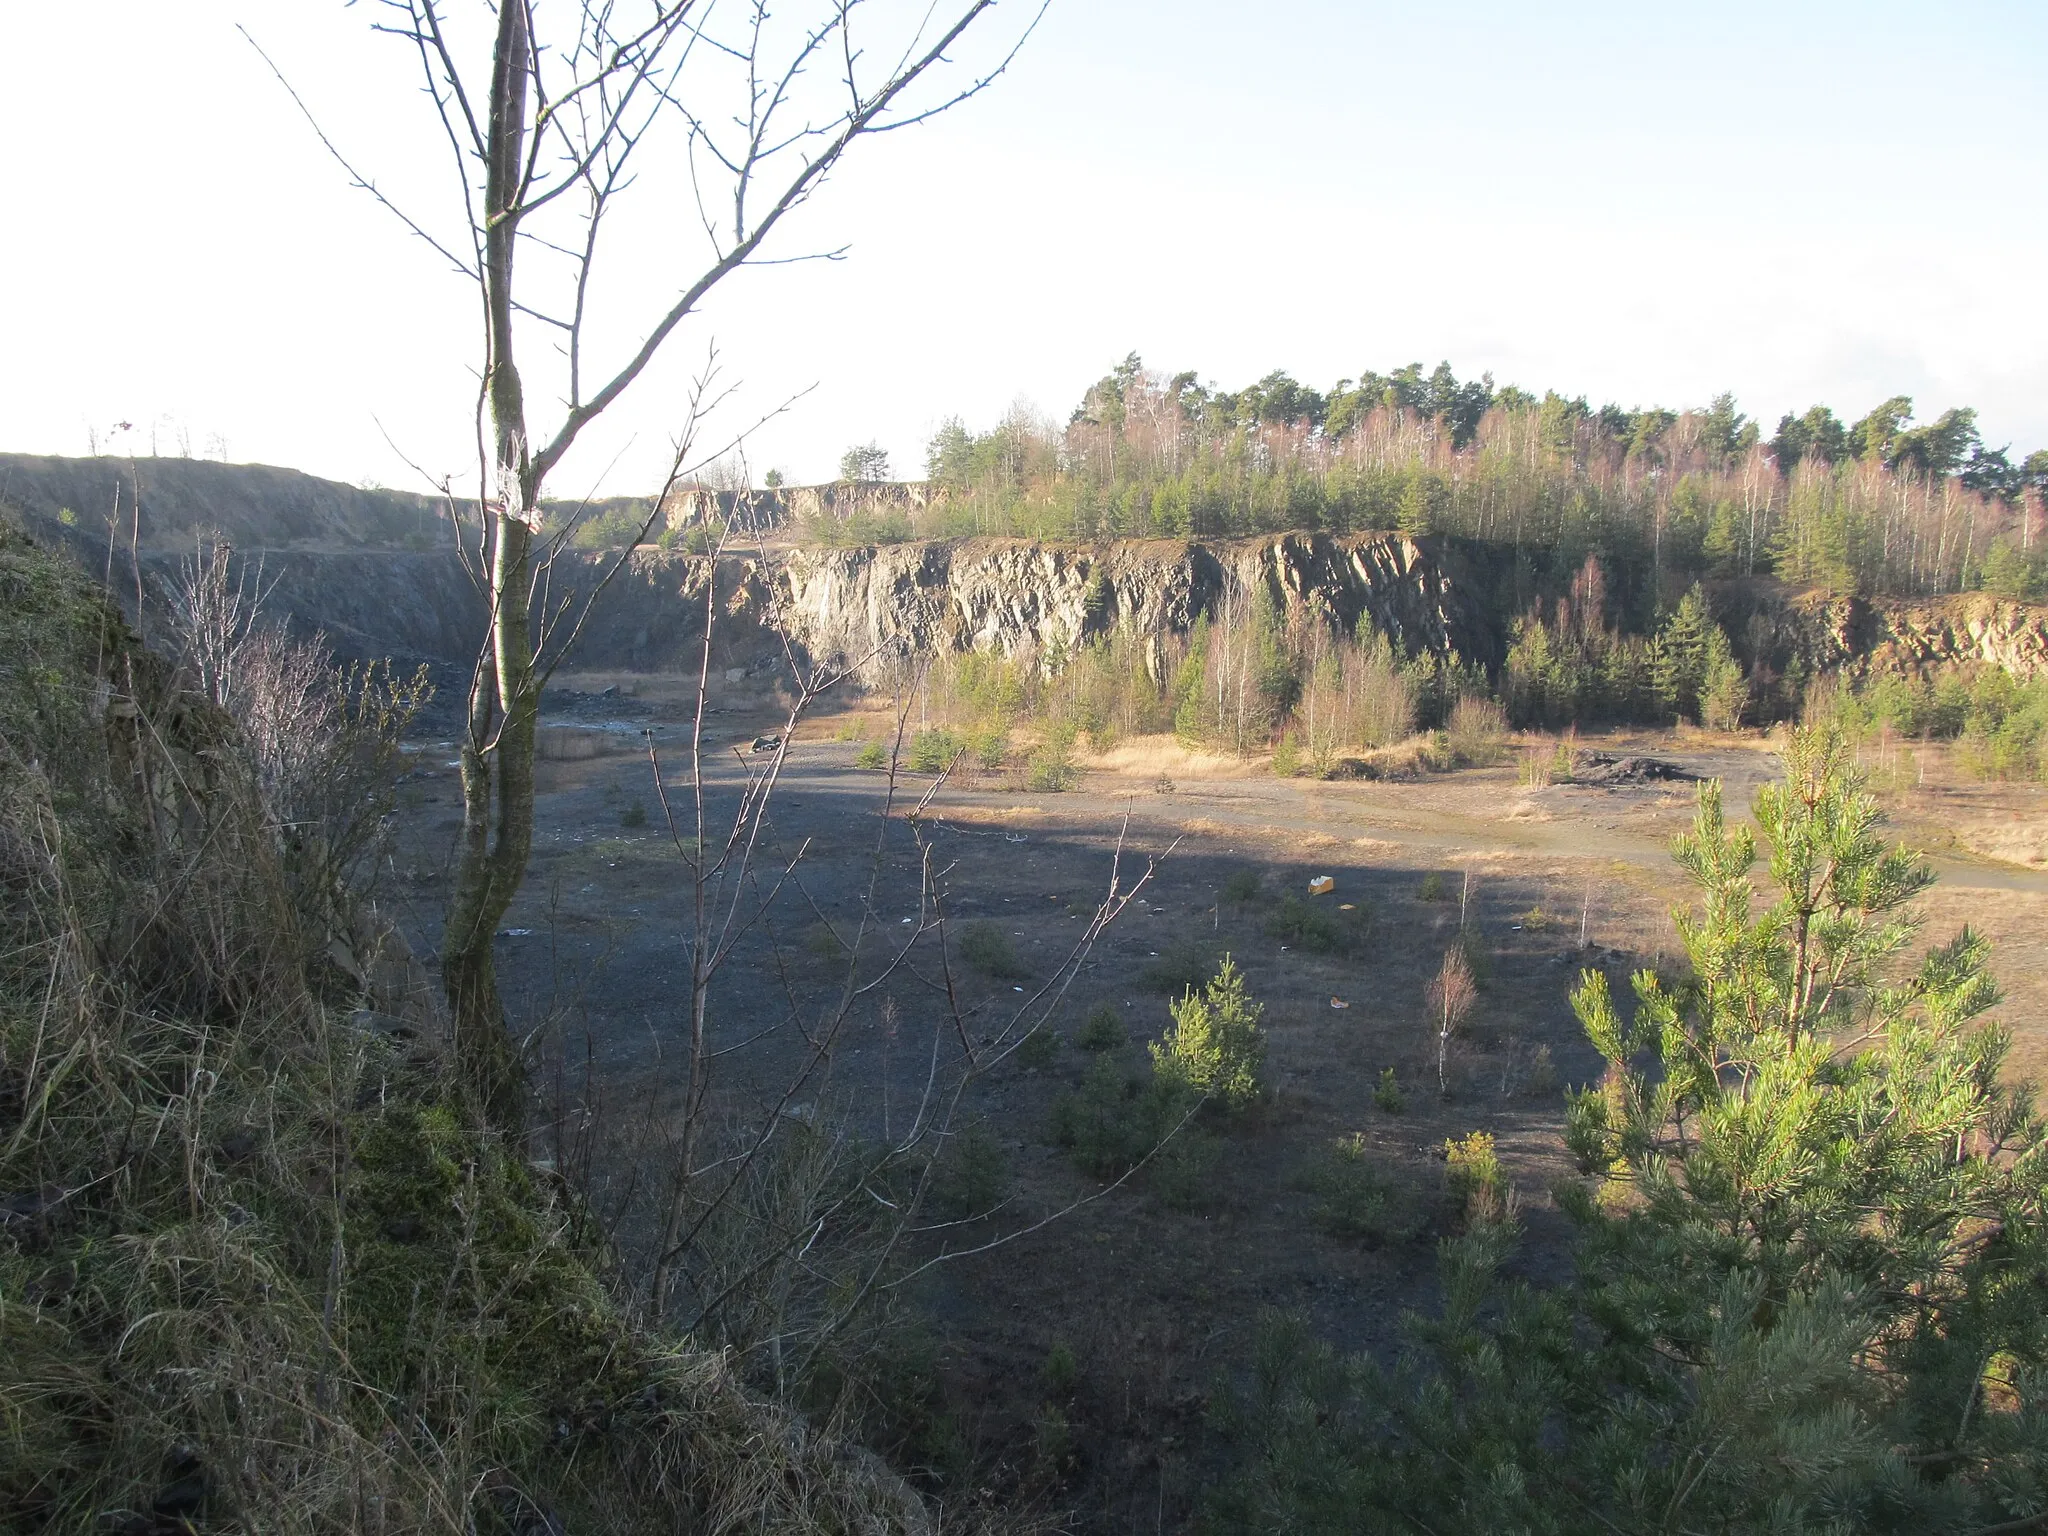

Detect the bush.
xmin=1445 ymin=1129 xmax=1509 ymax=1228
xmin=619 ymin=798 xmax=648 ymax=828
xmin=1077 ymin=1003 xmax=1127 ymax=1052
xmin=970 ymin=722 xmax=1010 ymax=769
xmin=1373 ymin=1067 xmax=1406 ymax=1113
xmin=1418 ymin=870 xmax=1448 ymax=902
xmin=1271 ymin=734 xmax=1301 ymax=777
xmin=1043 ymin=1341 xmax=1079 ymax=1398
xmin=1051 ymin=1059 xmax=1191 ymax=1178
xmin=1445 ymin=695 xmax=1508 ymax=766
xmin=853 ymin=740 xmax=888 ymax=770
xmin=1149 ymin=1126 xmax=1222 ymax=1212
xmin=1264 ymin=892 xmax=1364 ymax=954
xmin=934 ymin=1117 xmax=1008 ymax=1218
xmin=1299 ymin=1134 xmax=1420 ymax=1244
xmin=1221 ymin=867 xmax=1263 ymax=905
xmin=1151 ymin=955 xmax=1265 ymax=1110
xmin=1015 ymin=1025 xmax=1060 ymax=1068
xmin=1026 ymin=735 xmax=1078 ymax=792
xmin=959 ymin=919 xmax=1027 ymax=979
xmin=907 ymin=728 xmax=963 ymax=774
xmin=1142 ymin=936 xmax=1216 ymax=993
xmin=803 ymin=921 xmax=847 ymax=962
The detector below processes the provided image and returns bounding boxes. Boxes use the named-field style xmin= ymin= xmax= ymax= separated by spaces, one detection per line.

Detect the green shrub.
xmin=1418 ymin=870 xmax=1448 ymax=902
xmin=1051 ymin=1058 xmax=1191 ymax=1178
xmin=1373 ymin=1067 xmax=1406 ymax=1113
xmin=1271 ymin=734 xmax=1301 ymax=777
xmin=934 ymin=1117 xmax=1008 ymax=1218
xmin=1263 ymin=892 xmax=1361 ymax=954
xmin=853 ymin=740 xmax=888 ymax=770
xmin=1298 ymin=1134 xmax=1419 ymax=1244
xmin=1221 ymin=867 xmax=1263 ymax=905
xmin=803 ymin=922 xmax=847 ymax=961
xmin=960 ymin=919 xmax=1027 ymax=979
xmin=1149 ymin=1126 xmax=1222 ymax=1212
xmin=1015 ymin=1025 xmax=1060 ymax=1068
xmin=1141 ymin=937 xmax=1216 ymax=993
xmin=970 ymin=722 xmax=1010 ymax=769
xmin=1043 ymin=1341 xmax=1079 ymax=1399
xmin=1026 ymin=741 xmax=1077 ymax=791
xmin=907 ymin=728 xmax=963 ymax=774
xmin=619 ymin=798 xmax=648 ymax=828
xmin=1077 ymin=1003 xmax=1126 ymax=1052
xmin=1445 ymin=1129 xmax=1508 ymax=1227
xmin=1151 ymin=955 xmax=1265 ymax=1111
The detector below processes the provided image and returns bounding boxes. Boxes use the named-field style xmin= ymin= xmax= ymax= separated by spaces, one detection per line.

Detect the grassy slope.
xmin=0 ymin=520 xmax=933 ymax=1535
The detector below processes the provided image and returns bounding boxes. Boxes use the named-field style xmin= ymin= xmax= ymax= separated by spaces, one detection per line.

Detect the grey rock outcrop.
xmin=1732 ymin=586 xmax=2048 ymax=684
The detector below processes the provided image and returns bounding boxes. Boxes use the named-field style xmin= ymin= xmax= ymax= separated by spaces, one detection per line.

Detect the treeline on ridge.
xmin=861 ymin=355 xmax=2048 ymax=605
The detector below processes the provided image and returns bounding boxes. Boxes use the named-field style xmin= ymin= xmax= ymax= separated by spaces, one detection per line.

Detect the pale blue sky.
xmin=3 ymin=1 xmax=2043 ymax=493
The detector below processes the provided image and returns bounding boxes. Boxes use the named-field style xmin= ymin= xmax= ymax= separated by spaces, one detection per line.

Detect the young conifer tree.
xmin=1212 ymin=727 xmax=2048 ymax=1534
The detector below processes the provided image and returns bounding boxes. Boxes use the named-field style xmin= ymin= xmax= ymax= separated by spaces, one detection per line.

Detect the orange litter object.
xmin=1308 ymin=875 xmax=1335 ymax=896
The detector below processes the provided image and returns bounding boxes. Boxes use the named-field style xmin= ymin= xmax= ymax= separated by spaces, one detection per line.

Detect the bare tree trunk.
xmin=444 ymin=1 xmax=539 ymax=1127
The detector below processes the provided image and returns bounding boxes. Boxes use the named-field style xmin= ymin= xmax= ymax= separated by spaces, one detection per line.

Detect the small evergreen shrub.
xmin=1418 ymin=871 xmax=1448 ymax=902
xmin=1271 ymin=735 xmax=1301 ymax=777
xmin=1373 ymin=1067 xmax=1406 ymax=1113
xmin=1141 ymin=937 xmax=1216 ymax=994
xmin=1149 ymin=1126 xmax=1222 ymax=1212
xmin=1026 ymin=741 xmax=1077 ymax=791
xmin=970 ymin=723 xmax=1010 ymax=769
xmin=907 ymin=728 xmax=963 ymax=774
xmin=1051 ymin=1059 xmax=1191 ymax=1178
xmin=1151 ymin=955 xmax=1265 ymax=1111
xmin=1221 ymin=867 xmax=1263 ymax=905
xmin=960 ymin=919 xmax=1027 ymax=979
xmin=853 ymin=741 xmax=888 ymax=770
xmin=619 ymin=798 xmax=648 ymax=828
xmin=1263 ymin=892 xmax=1358 ymax=954
xmin=934 ymin=1117 xmax=1009 ymax=1218
xmin=1043 ymin=1341 xmax=1079 ymax=1399
xmin=1077 ymin=1003 xmax=1126 ymax=1052
xmin=803 ymin=922 xmax=847 ymax=961
xmin=1015 ymin=1025 xmax=1060 ymax=1069
xmin=1445 ymin=1130 xmax=1508 ymax=1227
xmin=1299 ymin=1133 xmax=1420 ymax=1245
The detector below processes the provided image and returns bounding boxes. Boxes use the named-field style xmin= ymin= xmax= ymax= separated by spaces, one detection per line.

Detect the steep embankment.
xmin=0 ymin=519 xmax=946 ymax=1533
xmin=0 ymin=452 xmax=453 ymax=549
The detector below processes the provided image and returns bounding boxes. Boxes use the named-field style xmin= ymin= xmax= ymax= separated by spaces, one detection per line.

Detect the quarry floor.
xmin=381 ymin=678 xmax=2048 ymax=1532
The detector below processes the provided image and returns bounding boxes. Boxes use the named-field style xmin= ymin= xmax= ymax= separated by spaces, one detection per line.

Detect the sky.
xmin=3 ymin=1 xmax=2044 ymax=498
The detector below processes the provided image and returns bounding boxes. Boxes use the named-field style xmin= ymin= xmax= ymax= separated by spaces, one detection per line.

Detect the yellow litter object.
xmin=1308 ymin=875 xmax=1335 ymax=896
xmin=1338 ymin=903 xmax=1356 ymax=911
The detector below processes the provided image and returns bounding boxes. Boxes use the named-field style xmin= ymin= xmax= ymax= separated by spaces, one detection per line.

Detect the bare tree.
xmin=258 ymin=1 xmax=1040 ymax=1122
xmin=1425 ymin=943 xmax=1476 ymax=1099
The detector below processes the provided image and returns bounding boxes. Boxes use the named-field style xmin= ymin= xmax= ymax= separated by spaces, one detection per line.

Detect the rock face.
xmin=10 ymin=454 xmax=2040 ymax=688
xmin=1730 ymin=586 xmax=2048 ymax=684
xmin=772 ymin=533 xmax=1497 ymax=680
xmin=13 ymin=517 xmax=1497 ymax=685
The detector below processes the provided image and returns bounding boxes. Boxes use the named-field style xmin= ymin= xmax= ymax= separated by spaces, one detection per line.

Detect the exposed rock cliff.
xmin=10 ymin=454 xmax=2040 ymax=691
xmin=13 ymin=512 xmax=1496 ymax=684
xmin=1729 ymin=586 xmax=2048 ymax=684
xmin=772 ymin=533 xmax=1496 ymax=679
